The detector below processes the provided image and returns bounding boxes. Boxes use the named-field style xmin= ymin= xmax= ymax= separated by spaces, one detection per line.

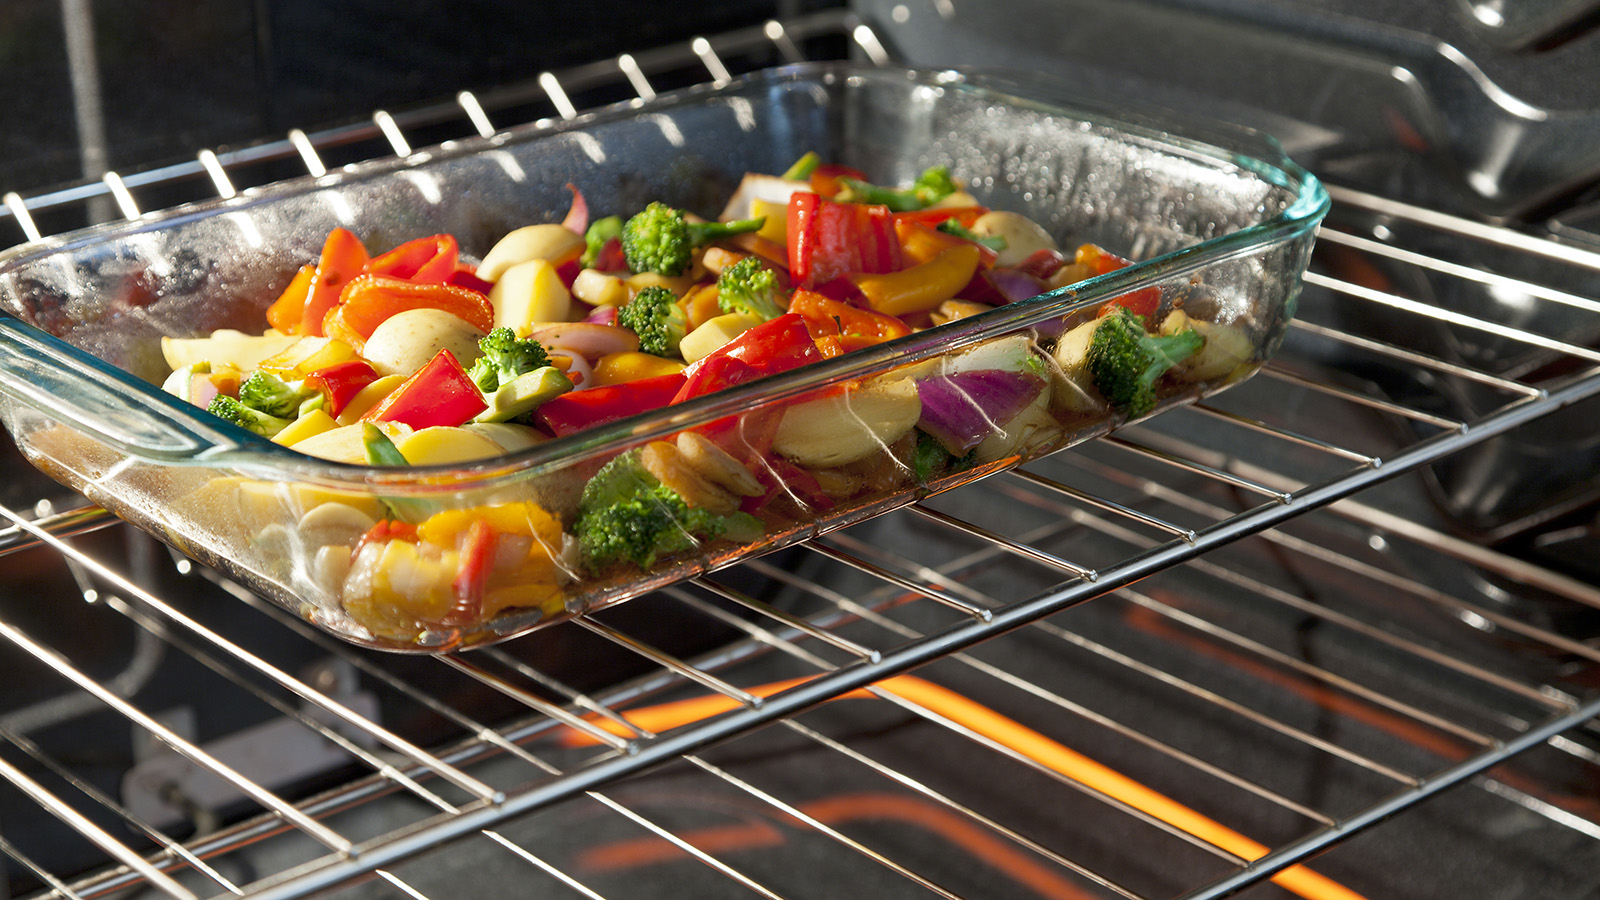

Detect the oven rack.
xmin=0 ymin=10 xmax=1598 ymax=900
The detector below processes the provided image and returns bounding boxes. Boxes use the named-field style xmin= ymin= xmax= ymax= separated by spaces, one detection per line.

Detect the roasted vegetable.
xmin=237 ymin=370 xmax=320 ymax=418
xmin=208 ymin=394 xmax=292 ymax=438
xmin=574 ymin=449 xmax=762 ymax=573
xmin=715 ymin=257 xmax=786 ymax=321
xmin=836 ymin=165 xmax=959 ymax=211
xmin=620 ymin=202 xmax=765 ymax=276
xmin=467 ymin=327 xmax=554 ymax=393
xmin=1086 ymin=307 xmax=1203 ymax=417
xmin=617 ymin=285 xmax=688 ymax=358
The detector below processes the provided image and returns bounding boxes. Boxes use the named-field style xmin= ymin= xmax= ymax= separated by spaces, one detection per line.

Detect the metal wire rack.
xmin=1 ymin=8 xmax=1598 ymax=900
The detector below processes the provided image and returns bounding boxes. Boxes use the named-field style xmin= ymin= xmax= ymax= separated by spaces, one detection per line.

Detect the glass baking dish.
xmin=0 ymin=64 xmax=1327 ymax=652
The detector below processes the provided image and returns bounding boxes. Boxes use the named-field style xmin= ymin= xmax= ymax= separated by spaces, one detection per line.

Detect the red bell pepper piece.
xmin=1013 ymin=248 xmax=1067 ymax=281
xmin=447 ymin=518 xmax=497 ymax=627
xmin=333 ymin=274 xmax=496 ymax=340
xmin=363 ymin=349 xmax=487 ymax=429
xmin=535 ymin=372 xmax=687 ymax=437
xmin=448 ymin=265 xmax=495 ymax=296
xmin=303 ymin=228 xmax=370 ymax=338
xmin=676 ymin=314 xmax=823 ymax=403
xmin=305 ymin=359 xmax=378 ymax=417
xmin=356 ymin=519 xmax=419 ymax=554
xmin=786 ymin=193 xmax=901 ymax=289
xmin=1080 ymin=244 xmax=1161 ymax=325
xmin=366 ymin=234 xmax=459 ymax=284
xmin=674 ymin=314 xmax=825 ymax=459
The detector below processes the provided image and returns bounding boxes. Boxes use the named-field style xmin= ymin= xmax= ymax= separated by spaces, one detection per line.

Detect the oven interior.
xmin=0 ymin=2 xmax=1598 ymax=898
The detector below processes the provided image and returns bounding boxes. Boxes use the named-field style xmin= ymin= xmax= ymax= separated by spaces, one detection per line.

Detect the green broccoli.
xmin=617 ymin=286 xmax=688 ymax=358
xmin=1086 ymin=307 xmax=1204 ymax=418
xmin=581 ymin=215 xmax=623 ymax=268
xmin=237 ymin=370 xmax=317 ymax=418
xmin=715 ymin=257 xmax=786 ymax=321
xmin=836 ymin=165 xmax=960 ymax=211
xmin=207 ymin=394 xmax=291 ymax=438
xmin=575 ymin=449 xmax=763 ymax=573
xmin=468 ymin=327 xmax=553 ymax=393
xmin=620 ymin=202 xmax=765 ymax=276
xmin=911 ymin=429 xmax=979 ymax=484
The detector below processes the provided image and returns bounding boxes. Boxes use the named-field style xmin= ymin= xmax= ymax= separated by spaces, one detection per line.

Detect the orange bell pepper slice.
xmin=265 ymin=264 xmax=316 ymax=333
xmin=788 ymin=289 xmax=911 ymax=358
xmin=302 ymin=228 xmax=370 ymax=338
xmin=329 ymin=274 xmax=496 ymax=343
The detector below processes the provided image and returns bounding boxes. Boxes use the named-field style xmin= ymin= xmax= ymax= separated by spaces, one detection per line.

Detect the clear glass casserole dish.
xmin=0 ymin=64 xmax=1328 ymax=651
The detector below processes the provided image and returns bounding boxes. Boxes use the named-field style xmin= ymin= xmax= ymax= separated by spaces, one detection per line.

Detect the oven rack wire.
xmin=0 ymin=9 xmax=1597 ymax=900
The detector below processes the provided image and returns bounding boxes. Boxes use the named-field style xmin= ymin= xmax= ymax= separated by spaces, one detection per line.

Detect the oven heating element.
xmin=0 ymin=8 xmax=1597 ymax=900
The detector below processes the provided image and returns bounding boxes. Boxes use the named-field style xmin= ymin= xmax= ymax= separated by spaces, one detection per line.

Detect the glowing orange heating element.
xmin=563 ymin=674 xmax=1370 ymax=900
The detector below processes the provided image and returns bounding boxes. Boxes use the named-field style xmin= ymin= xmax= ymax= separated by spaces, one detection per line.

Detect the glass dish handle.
xmin=0 ymin=314 xmax=250 ymax=463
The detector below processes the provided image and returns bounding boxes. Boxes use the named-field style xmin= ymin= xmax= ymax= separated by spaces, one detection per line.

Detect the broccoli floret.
xmin=836 ymin=165 xmax=960 ymax=211
xmin=237 ymin=370 xmax=317 ymax=418
xmin=581 ymin=215 xmax=623 ymax=268
xmin=620 ymin=202 xmax=765 ymax=276
xmin=617 ymin=286 xmax=688 ymax=358
xmin=911 ymin=429 xmax=978 ymax=484
xmin=468 ymin=327 xmax=553 ymax=393
xmin=715 ymin=257 xmax=786 ymax=321
xmin=575 ymin=449 xmax=762 ymax=573
xmin=1086 ymin=307 xmax=1204 ymax=418
xmin=207 ymin=394 xmax=291 ymax=438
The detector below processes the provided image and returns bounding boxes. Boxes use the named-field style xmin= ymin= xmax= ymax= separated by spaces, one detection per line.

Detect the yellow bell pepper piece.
xmin=850 ymin=243 xmax=981 ymax=318
xmin=271 ymin=408 xmax=338 ymax=447
xmin=593 ymin=351 xmax=686 ymax=385
xmin=335 ymin=374 xmax=405 ymax=425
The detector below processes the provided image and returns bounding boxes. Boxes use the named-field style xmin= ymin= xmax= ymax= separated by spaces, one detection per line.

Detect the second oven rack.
xmin=1 ymin=8 xmax=1598 ymax=900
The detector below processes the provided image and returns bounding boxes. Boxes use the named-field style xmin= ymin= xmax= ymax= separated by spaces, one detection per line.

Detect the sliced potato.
xmin=679 ymin=312 xmax=763 ymax=364
xmin=491 ymin=259 xmax=572 ymax=334
xmin=461 ymin=422 xmax=547 ymax=453
xmin=477 ymin=224 xmax=585 ymax=282
xmin=772 ymin=378 xmax=922 ymax=468
xmin=363 ymin=308 xmax=486 ymax=377
xmin=970 ymin=211 xmax=1059 ymax=268
xmin=395 ymin=426 xmax=506 ymax=465
xmin=161 ymin=330 xmax=300 ymax=372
